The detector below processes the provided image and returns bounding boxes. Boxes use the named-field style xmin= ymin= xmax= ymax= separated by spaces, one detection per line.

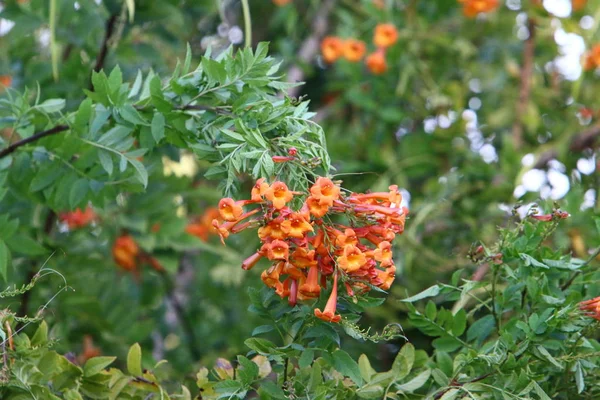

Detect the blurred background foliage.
xmin=0 ymin=0 xmax=599 ymax=385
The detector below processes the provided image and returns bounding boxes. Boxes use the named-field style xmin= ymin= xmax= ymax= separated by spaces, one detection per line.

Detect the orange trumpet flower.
xmin=314 ymin=272 xmax=341 ymax=323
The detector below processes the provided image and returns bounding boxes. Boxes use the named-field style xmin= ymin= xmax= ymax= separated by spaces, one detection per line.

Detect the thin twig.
xmin=0 ymin=125 xmax=69 ymax=159
xmin=286 ymin=0 xmax=336 ymax=97
xmin=512 ymin=18 xmax=536 ymax=148
xmin=16 ymin=211 xmax=56 ymax=331
xmin=89 ymin=13 xmax=119 ymax=89
xmin=534 ymin=123 xmax=600 ymax=168
xmin=561 ymin=246 xmax=600 ymax=291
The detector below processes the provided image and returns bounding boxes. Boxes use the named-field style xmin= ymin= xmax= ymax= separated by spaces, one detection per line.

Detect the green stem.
xmin=50 ymin=0 xmax=59 ymax=81
xmin=241 ymin=0 xmax=252 ymax=49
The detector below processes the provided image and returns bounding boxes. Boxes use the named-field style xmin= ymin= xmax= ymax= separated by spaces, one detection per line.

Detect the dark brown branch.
xmin=286 ymin=0 xmax=336 ymax=97
xmin=89 ymin=13 xmax=119 ymax=89
xmin=533 ymin=122 xmax=600 ymax=168
xmin=512 ymin=18 xmax=536 ymax=148
xmin=0 ymin=125 xmax=69 ymax=159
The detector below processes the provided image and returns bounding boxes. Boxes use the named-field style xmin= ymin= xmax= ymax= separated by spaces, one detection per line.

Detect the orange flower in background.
xmin=580 ymin=296 xmax=600 ymax=320
xmin=186 ymin=207 xmax=221 ymax=241
xmin=584 ymin=44 xmax=600 ymax=71
xmin=343 ymin=39 xmax=367 ymax=62
xmin=458 ymin=0 xmax=499 ymax=18
xmin=214 ymin=176 xmax=408 ymax=322
xmin=321 ymin=36 xmax=345 ymax=63
xmin=60 ymin=206 xmax=97 ymax=229
xmin=372 ymin=0 xmax=385 ymax=9
xmin=0 ymin=75 xmax=11 ymax=92
xmin=374 ymin=24 xmax=398 ymax=48
xmin=251 ymin=178 xmax=269 ymax=201
xmin=77 ymin=335 xmax=101 ymax=364
xmin=264 ymin=181 xmax=295 ymax=209
xmin=273 ymin=0 xmax=291 ymax=5
xmin=218 ymin=198 xmax=244 ymax=221
xmin=572 ymin=0 xmax=586 ymax=11
xmin=366 ymin=49 xmax=388 ymax=75
xmin=112 ymin=235 xmax=140 ymax=271
xmin=314 ymin=273 xmax=341 ymax=323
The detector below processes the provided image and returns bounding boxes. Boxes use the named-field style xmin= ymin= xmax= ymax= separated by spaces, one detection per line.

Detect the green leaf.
xmin=251 ymin=325 xmax=274 ymax=336
xmin=575 ymin=361 xmax=585 ymax=394
xmin=536 ymin=346 xmax=563 ymax=369
xmin=127 ymin=343 xmax=143 ymax=377
xmin=244 ymin=338 xmax=279 ymax=355
xmin=84 ymin=356 xmax=117 ymax=377
xmin=129 ymin=71 xmax=143 ymax=99
xmin=532 ymin=381 xmax=552 ymax=400
xmin=396 ymin=369 xmax=431 ymax=393
xmin=35 ymin=98 xmax=65 ymax=113
xmin=214 ymin=380 xmax=244 ymax=397
xmin=298 ymin=349 xmax=314 ymax=369
xmin=0 ymin=240 xmax=9 ymax=281
xmin=129 ymin=158 xmax=148 ymax=187
xmin=452 ymin=309 xmax=467 ymax=336
xmin=432 ymin=336 xmax=462 ymax=352
xmin=401 ymin=285 xmax=440 ymax=303
xmin=357 ymin=384 xmax=385 ymax=399
xmin=332 ymin=349 xmax=363 ymax=386
xmin=236 ymin=356 xmax=258 ymax=386
xmin=31 ymin=321 xmax=48 ymax=346
xmin=119 ymin=104 xmax=149 ymax=126
xmin=74 ymin=98 xmax=92 ymax=132
xmin=258 ymin=380 xmax=286 ymax=399
xmin=391 ymin=343 xmax=415 ymax=380
xmin=467 ymin=314 xmax=495 ymax=342
xmin=30 ymin=166 xmax=63 ymax=192
xmin=108 ymin=65 xmax=123 ymax=93
xmin=69 ymin=179 xmax=89 ymax=209
xmin=98 ymin=151 xmax=113 ymax=175
xmin=358 ymin=354 xmax=376 ymax=382
xmin=151 ymin=112 xmax=165 ymax=143
xmin=149 ymin=76 xmax=172 ymax=113
xmin=439 ymin=388 xmax=460 ymax=400
xmin=6 ymin=234 xmax=47 ymax=256
xmin=520 ymin=253 xmax=549 ymax=269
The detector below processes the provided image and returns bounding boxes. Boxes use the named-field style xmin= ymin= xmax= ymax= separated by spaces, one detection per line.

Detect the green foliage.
xmin=0 ymin=1 xmax=599 ymax=399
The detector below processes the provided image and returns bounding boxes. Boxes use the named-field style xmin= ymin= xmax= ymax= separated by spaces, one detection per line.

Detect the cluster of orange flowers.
xmin=321 ymin=23 xmax=398 ymax=75
xmin=59 ymin=206 xmax=97 ymax=229
xmin=458 ymin=0 xmax=499 ymax=18
xmin=272 ymin=0 xmax=291 ymax=5
xmin=580 ymin=297 xmax=600 ymax=321
xmin=112 ymin=234 xmax=163 ymax=277
xmin=583 ymin=44 xmax=600 ymax=71
xmin=213 ymin=177 xmax=407 ymax=323
xmin=186 ymin=208 xmax=221 ymax=241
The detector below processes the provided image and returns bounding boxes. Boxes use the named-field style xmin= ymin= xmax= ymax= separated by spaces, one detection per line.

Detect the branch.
xmin=89 ymin=13 xmax=119 ymax=89
xmin=512 ymin=18 xmax=536 ymax=148
xmin=0 ymin=125 xmax=69 ymax=159
xmin=286 ymin=0 xmax=336 ymax=97
xmin=533 ymin=122 xmax=600 ymax=168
